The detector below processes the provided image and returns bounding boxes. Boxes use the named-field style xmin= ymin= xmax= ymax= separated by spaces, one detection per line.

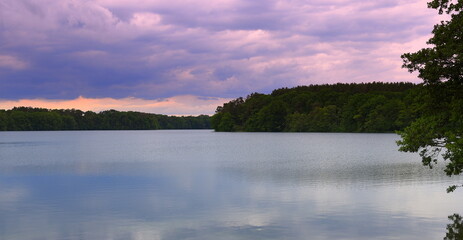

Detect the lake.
xmin=0 ymin=130 xmax=462 ymax=239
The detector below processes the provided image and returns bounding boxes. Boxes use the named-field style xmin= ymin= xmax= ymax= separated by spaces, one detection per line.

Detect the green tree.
xmin=217 ymin=112 xmax=235 ymax=131
xmin=399 ymin=0 xmax=463 ymax=192
xmin=8 ymin=111 xmax=32 ymax=130
xmin=286 ymin=112 xmax=310 ymax=132
xmin=248 ymin=100 xmax=288 ymax=132
xmin=305 ymin=105 xmax=339 ymax=132
xmin=212 ymin=82 xmax=415 ymax=133
xmin=445 ymin=214 xmax=463 ymax=240
xmin=0 ymin=111 xmax=7 ymax=130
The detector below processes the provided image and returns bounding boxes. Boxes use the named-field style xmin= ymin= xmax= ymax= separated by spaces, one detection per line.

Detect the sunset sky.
xmin=0 ymin=0 xmax=439 ymax=115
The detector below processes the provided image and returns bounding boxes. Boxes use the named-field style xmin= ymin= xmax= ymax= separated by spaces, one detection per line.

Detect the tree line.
xmin=0 ymin=107 xmax=211 ymax=131
xmin=211 ymin=82 xmax=422 ymax=133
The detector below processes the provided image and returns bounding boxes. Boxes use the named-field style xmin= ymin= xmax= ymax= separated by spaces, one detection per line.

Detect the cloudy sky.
xmin=0 ymin=0 xmax=439 ymax=115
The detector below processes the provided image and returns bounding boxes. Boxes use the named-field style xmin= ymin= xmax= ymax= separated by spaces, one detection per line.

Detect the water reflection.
xmin=445 ymin=214 xmax=463 ymax=240
xmin=0 ymin=130 xmax=462 ymax=240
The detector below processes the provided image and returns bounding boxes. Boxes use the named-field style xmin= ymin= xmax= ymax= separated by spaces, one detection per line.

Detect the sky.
xmin=0 ymin=0 xmax=439 ymax=115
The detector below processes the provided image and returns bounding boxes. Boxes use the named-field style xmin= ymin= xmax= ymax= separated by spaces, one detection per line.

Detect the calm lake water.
xmin=0 ymin=130 xmax=462 ymax=240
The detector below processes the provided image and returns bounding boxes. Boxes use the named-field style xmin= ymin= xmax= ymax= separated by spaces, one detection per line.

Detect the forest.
xmin=211 ymin=82 xmax=422 ymax=132
xmin=0 ymin=107 xmax=211 ymax=131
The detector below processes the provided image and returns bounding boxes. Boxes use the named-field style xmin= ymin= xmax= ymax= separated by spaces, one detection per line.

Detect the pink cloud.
xmin=0 ymin=55 xmax=28 ymax=70
xmin=0 ymin=96 xmax=232 ymax=116
xmin=0 ymin=0 xmax=442 ymax=101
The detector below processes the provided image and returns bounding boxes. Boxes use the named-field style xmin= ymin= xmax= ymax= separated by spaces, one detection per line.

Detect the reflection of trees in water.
xmin=445 ymin=214 xmax=463 ymax=240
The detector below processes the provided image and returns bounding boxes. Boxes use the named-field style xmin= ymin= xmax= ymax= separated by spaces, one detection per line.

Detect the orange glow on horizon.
xmin=0 ymin=95 xmax=232 ymax=116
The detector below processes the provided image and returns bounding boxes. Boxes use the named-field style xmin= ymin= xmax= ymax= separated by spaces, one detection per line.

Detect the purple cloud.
xmin=0 ymin=0 xmax=439 ymax=102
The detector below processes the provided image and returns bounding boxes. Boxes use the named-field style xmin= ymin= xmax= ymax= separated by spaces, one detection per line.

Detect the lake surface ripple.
xmin=0 ymin=130 xmax=462 ymax=240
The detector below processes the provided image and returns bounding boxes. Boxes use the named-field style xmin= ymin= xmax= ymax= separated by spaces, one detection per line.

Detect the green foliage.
xmin=0 ymin=110 xmax=8 ymax=131
xmin=217 ymin=112 xmax=235 ymax=131
xmin=0 ymin=107 xmax=211 ymax=131
xmin=402 ymin=0 xmax=463 ymax=85
xmin=250 ymin=100 xmax=288 ymax=132
xmin=399 ymin=0 xmax=463 ymax=191
xmin=444 ymin=214 xmax=463 ymax=240
xmin=213 ymin=82 xmax=418 ymax=133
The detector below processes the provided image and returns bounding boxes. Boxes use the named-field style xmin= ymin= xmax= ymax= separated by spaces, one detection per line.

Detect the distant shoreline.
xmin=0 ymin=107 xmax=211 ymax=131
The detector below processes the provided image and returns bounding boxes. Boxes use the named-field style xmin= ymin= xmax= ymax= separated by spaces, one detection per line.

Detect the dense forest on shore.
xmin=1 ymin=82 xmax=423 ymax=132
xmin=211 ymin=82 xmax=422 ymax=132
xmin=0 ymin=107 xmax=211 ymax=131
